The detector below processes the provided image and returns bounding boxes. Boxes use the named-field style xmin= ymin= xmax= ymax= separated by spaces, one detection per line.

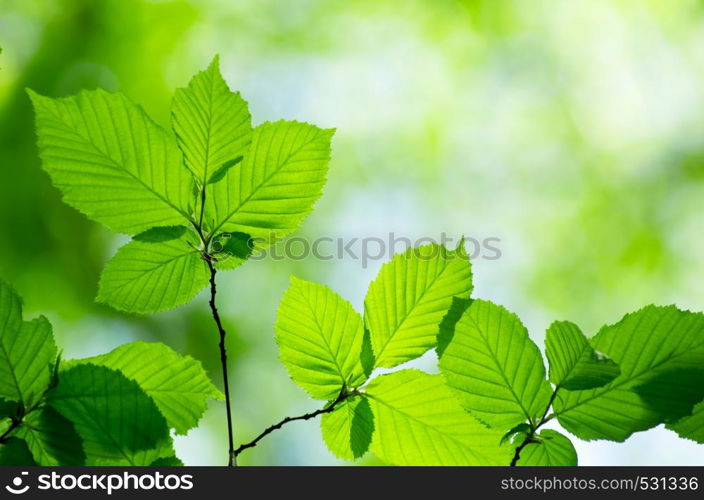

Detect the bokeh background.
xmin=1 ymin=0 xmax=703 ymax=465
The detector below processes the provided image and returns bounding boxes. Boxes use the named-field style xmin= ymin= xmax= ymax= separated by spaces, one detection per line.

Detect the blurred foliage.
xmin=1 ymin=0 xmax=703 ymax=465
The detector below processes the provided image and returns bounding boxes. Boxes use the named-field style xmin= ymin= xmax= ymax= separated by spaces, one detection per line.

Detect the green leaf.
xmin=438 ymin=299 xmax=552 ymax=430
xmin=0 ymin=280 xmax=57 ymax=406
xmin=275 ymin=278 xmax=366 ymax=400
xmin=0 ymin=398 xmax=19 ymax=419
xmin=321 ymin=396 xmax=374 ymax=460
xmin=206 ymin=120 xmax=334 ymax=250
xmin=436 ymin=297 xmax=471 ymax=359
xmin=133 ymin=225 xmax=188 ymax=243
xmin=669 ymin=401 xmax=704 ymax=443
xmin=366 ymin=369 xmax=510 ymax=465
xmin=500 ymin=422 xmax=532 ymax=446
xmin=15 ymin=406 xmax=85 ymax=465
xmin=150 ymin=456 xmax=184 ymax=466
xmin=208 ymin=157 xmax=243 ymax=185
xmin=545 ymin=321 xmax=620 ymax=390
xmin=97 ymin=229 xmax=209 ymax=313
xmin=517 ymin=429 xmax=577 ymax=466
xmin=29 ymin=89 xmax=193 ymax=235
xmin=69 ymin=341 xmax=223 ymax=435
xmin=364 ymin=243 xmax=473 ymax=369
xmin=211 ymin=231 xmax=253 ymax=271
xmin=554 ymin=306 xmax=704 ymax=442
xmin=49 ymin=364 xmax=172 ymax=466
xmin=0 ymin=277 xmax=22 ymax=334
xmin=633 ymin=369 xmax=704 ymax=424
xmin=0 ymin=437 xmax=36 ymax=465
xmin=172 ymin=56 xmax=252 ymax=185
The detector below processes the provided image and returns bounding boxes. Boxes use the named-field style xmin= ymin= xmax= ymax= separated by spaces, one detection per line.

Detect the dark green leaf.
xmin=212 ymin=231 xmax=253 ymax=270
xmin=208 ymin=157 xmax=243 ymax=184
xmin=133 ymin=226 xmax=188 ymax=243
xmin=500 ymin=423 xmax=532 ymax=446
xmin=15 ymin=406 xmax=85 ymax=465
xmin=669 ymin=401 xmax=704 ymax=443
xmin=69 ymin=341 xmax=223 ymax=435
xmin=0 ymin=398 xmax=19 ymax=419
xmin=633 ymin=369 xmax=704 ymax=424
xmin=150 ymin=456 xmax=184 ymax=466
xmin=0 ymin=437 xmax=36 ymax=465
xmin=49 ymin=364 xmax=172 ymax=465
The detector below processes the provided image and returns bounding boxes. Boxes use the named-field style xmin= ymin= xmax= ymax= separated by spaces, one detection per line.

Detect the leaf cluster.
xmin=277 ymin=243 xmax=704 ymax=465
xmin=0 ymin=280 xmax=222 ymax=465
xmin=30 ymin=56 xmax=334 ymax=314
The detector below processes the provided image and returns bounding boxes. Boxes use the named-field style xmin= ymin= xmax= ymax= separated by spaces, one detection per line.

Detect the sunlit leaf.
xmin=439 ymin=299 xmax=552 ymax=430
xmin=365 ymin=243 xmax=472 ymax=369
xmin=29 ymin=89 xmax=192 ymax=235
xmin=206 ymin=120 xmax=334 ymax=249
xmin=276 ymin=278 xmax=366 ymax=399
xmin=321 ymin=396 xmax=374 ymax=460
xmin=545 ymin=320 xmax=620 ymax=390
xmin=517 ymin=429 xmax=577 ymax=466
xmin=366 ymin=370 xmax=509 ymax=465
xmin=97 ymin=229 xmax=209 ymax=313
xmin=172 ymin=56 xmax=251 ymax=185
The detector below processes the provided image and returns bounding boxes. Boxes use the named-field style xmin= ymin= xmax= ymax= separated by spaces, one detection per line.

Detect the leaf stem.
xmin=234 ymin=388 xmax=349 ymax=460
xmin=205 ymin=258 xmax=237 ymax=466
xmin=510 ymin=388 xmax=559 ymax=466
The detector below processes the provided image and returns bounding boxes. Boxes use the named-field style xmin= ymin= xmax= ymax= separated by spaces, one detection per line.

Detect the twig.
xmin=205 ymin=258 xmax=237 ymax=467
xmin=510 ymin=389 xmax=559 ymax=466
xmin=234 ymin=389 xmax=349 ymax=459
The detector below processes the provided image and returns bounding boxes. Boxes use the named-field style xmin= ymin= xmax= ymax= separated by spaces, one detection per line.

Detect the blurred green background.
xmin=1 ymin=0 xmax=703 ymax=465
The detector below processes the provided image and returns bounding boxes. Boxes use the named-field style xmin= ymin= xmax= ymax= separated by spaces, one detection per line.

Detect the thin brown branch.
xmin=205 ymin=257 xmax=237 ymax=467
xmin=234 ymin=389 xmax=349 ymax=459
xmin=510 ymin=388 xmax=559 ymax=466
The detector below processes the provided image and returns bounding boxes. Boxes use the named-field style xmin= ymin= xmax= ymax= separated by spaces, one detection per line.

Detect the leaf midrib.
xmin=44 ymin=98 xmax=189 ymax=224
xmin=103 ymin=246 xmax=200 ymax=295
xmin=370 ymin=254 xmax=453 ymax=366
xmin=463 ymin=309 xmax=538 ymax=425
xmin=209 ymin=127 xmax=323 ymax=236
xmin=299 ymin=292 xmax=350 ymax=389
xmin=551 ymin=328 xmax=590 ymax=388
